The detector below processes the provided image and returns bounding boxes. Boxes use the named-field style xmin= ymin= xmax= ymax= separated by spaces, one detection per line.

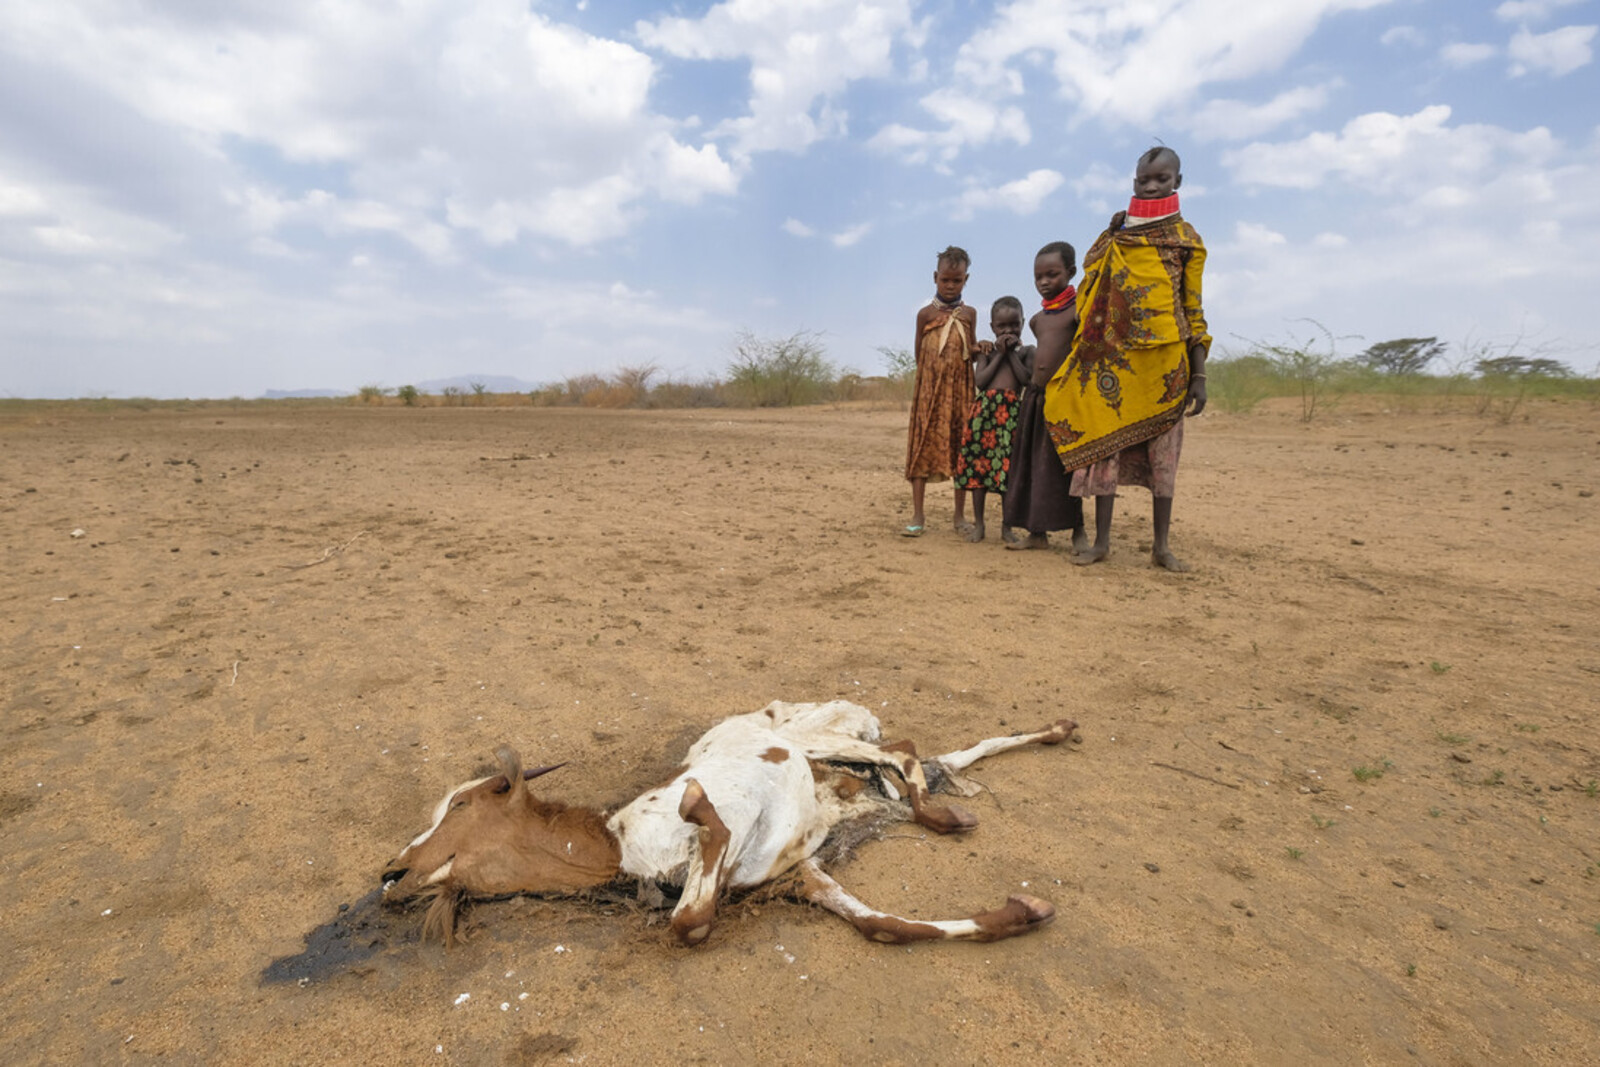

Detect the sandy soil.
xmin=2 ymin=398 xmax=1598 ymax=1066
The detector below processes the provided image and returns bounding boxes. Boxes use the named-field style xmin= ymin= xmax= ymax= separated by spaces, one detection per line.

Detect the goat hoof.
xmin=1008 ymin=894 xmax=1056 ymax=926
xmin=925 ymin=804 xmax=978 ymax=834
xmin=678 ymin=923 xmax=712 ymax=946
xmin=973 ymin=894 xmax=1057 ymax=941
xmin=1040 ymin=719 xmax=1078 ymax=744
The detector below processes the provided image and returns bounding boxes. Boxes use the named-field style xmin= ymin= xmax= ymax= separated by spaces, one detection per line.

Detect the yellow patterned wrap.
xmin=1043 ymin=213 xmax=1210 ymax=471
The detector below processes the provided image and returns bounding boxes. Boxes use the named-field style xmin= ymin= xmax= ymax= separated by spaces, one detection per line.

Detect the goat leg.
xmin=879 ymin=740 xmax=977 ymax=833
xmin=670 ymin=779 xmax=732 ymax=946
xmin=796 ymin=859 xmax=1055 ymax=944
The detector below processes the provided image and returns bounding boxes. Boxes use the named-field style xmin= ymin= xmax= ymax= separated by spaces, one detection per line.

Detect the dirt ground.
xmin=2 ymin=398 xmax=1597 ymax=1066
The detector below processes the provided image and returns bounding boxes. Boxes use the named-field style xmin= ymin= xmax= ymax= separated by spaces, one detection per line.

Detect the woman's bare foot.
xmin=962 ymin=521 xmax=986 ymax=543
xmin=1070 ymin=543 xmax=1111 ymax=566
xmin=1000 ymin=526 xmax=1020 ymax=545
xmin=1005 ymin=532 xmax=1049 ymax=551
xmin=1151 ymin=546 xmax=1190 ymax=572
xmin=1070 ymin=527 xmax=1089 ymax=554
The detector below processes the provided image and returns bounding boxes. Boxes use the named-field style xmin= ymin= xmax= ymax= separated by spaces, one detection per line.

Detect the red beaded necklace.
xmin=1041 ymin=285 xmax=1076 ymax=313
xmin=1127 ymin=193 xmax=1180 ymax=219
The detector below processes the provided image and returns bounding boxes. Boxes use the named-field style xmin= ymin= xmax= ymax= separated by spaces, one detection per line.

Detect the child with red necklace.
xmin=1003 ymin=241 xmax=1087 ymax=552
xmin=903 ymin=246 xmax=979 ymax=537
xmin=1042 ymin=147 xmax=1210 ymax=571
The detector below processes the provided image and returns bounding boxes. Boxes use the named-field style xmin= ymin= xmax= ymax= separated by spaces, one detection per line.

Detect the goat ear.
xmin=495 ymin=746 xmax=525 ymax=796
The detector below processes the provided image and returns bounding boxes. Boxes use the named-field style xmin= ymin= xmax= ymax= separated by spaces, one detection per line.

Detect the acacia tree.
xmin=1474 ymin=355 xmax=1574 ymax=378
xmin=726 ymin=330 xmax=835 ymax=406
xmin=1358 ymin=337 xmax=1445 ymax=375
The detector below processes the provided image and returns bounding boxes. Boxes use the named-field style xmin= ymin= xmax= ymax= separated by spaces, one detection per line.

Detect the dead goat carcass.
xmin=382 ymin=700 xmax=1075 ymax=946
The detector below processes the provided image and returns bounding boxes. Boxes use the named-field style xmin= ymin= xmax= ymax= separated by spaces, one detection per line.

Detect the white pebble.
xmin=102 ymin=909 xmax=112 ymax=916
xmin=554 ymin=944 xmax=566 ymax=954
xmin=500 ymin=1002 xmax=510 ymax=1012
xmin=453 ymin=993 xmax=470 ymax=1006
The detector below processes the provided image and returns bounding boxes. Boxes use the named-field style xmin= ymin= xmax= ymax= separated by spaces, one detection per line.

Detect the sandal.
xmin=901 ymin=524 xmax=926 ymax=538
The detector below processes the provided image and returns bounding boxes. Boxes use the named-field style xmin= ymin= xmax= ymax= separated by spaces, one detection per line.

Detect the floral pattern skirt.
xmin=955 ymin=389 xmax=1018 ymax=494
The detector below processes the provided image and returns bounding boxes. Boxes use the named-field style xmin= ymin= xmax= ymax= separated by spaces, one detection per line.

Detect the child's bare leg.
xmin=1151 ymin=495 xmax=1189 ymax=571
xmin=952 ymin=486 xmax=968 ymax=531
xmin=999 ymin=504 xmax=1019 ymax=544
xmin=964 ymin=490 xmax=986 ymax=541
xmin=909 ymin=478 xmax=927 ymax=530
xmin=1071 ymin=495 xmax=1114 ymax=565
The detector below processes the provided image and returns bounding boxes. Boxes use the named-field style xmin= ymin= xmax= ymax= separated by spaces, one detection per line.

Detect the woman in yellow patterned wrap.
xmin=1043 ymin=147 xmax=1210 ymax=571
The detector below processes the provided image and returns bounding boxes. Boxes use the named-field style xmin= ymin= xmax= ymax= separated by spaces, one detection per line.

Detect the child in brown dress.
xmin=903 ymin=246 xmax=978 ymax=537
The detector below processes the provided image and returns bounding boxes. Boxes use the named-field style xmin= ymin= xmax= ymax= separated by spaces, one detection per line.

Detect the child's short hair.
xmin=1035 ymin=240 xmax=1077 ymax=276
xmin=936 ymin=245 xmax=970 ymax=271
xmin=1139 ymin=145 xmax=1181 ymax=171
xmin=991 ymin=295 xmax=1023 ymax=318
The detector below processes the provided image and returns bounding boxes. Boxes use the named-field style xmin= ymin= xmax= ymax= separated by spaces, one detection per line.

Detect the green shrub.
xmin=725 ymin=330 xmax=835 ymax=407
xmin=1204 ymin=353 xmax=1279 ymax=414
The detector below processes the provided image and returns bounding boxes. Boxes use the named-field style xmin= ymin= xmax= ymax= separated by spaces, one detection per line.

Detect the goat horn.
xmin=522 ymin=762 xmax=566 ymax=781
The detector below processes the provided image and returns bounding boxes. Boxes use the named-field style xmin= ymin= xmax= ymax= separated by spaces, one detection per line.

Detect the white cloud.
xmin=1495 ymin=0 xmax=1589 ymax=22
xmin=782 ymin=218 xmax=816 ymax=238
xmin=4 ymin=1 xmax=739 ymax=250
xmin=1190 ymin=83 xmax=1337 ymax=141
xmin=1440 ymin=42 xmax=1498 ymax=67
xmin=637 ymin=0 xmax=914 ymax=156
xmin=1206 ymin=155 xmax=1600 ymax=362
xmin=1223 ymin=106 xmax=1559 ymax=200
xmin=954 ymin=169 xmax=1065 ymax=219
xmin=955 ymin=0 xmax=1394 ymax=127
xmin=868 ymin=89 xmax=1030 ymax=165
xmin=1072 ymin=162 xmax=1127 ymax=198
xmin=1380 ymin=25 xmax=1424 ymax=47
xmin=1204 ymin=105 xmax=1600 ymax=368
xmin=1508 ymin=24 xmax=1597 ymax=76
xmin=831 ymin=223 xmax=872 ymax=247
xmin=0 ymin=181 xmax=50 ymax=219
xmin=1233 ymin=221 xmax=1288 ymax=247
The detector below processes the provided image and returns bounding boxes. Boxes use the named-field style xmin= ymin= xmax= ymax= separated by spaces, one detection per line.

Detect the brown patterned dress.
xmin=905 ymin=303 xmax=975 ymax=482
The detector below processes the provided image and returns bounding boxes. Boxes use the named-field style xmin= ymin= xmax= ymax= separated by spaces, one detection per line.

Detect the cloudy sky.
xmin=2 ymin=0 xmax=1596 ymax=398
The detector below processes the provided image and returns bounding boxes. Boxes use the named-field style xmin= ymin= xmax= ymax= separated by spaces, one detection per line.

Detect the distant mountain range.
xmin=263 ymin=374 xmax=542 ymax=399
